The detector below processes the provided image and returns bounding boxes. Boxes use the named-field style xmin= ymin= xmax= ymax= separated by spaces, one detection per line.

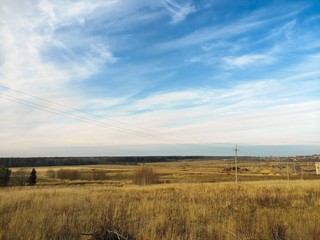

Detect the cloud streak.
xmin=158 ymin=2 xmax=307 ymax=50
xmin=223 ymin=54 xmax=274 ymax=68
xmin=0 ymin=0 xmax=319 ymax=156
xmin=162 ymin=0 xmax=195 ymax=23
xmin=0 ymin=1 xmax=117 ymax=94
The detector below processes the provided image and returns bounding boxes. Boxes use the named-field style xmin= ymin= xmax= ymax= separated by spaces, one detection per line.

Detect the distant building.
xmin=316 ymin=163 xmax=320 ymax=175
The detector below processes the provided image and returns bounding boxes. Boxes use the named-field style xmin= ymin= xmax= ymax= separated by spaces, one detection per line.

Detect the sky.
xmin=0 ymin=0 xmax=319 ymax=157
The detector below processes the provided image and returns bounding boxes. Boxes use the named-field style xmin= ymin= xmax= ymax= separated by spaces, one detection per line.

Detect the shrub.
xmin=0 ymin=168 xmax=12 ymax=186
xmin=46 ymin=170 xmax=56 ymax=179
xmin=10 ymin=170 xmax=28 ymax=186
xmin=56 ymin=169 xmax=80 ymax=180
xmin=133 ymin=167 xmax=158 ymax=185
xmin=55 ymin=169 xmax=107 ymax=181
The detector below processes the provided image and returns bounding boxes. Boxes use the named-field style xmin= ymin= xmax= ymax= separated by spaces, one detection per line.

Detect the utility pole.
xmin=233 ymin=145 xmax=239 ymax=183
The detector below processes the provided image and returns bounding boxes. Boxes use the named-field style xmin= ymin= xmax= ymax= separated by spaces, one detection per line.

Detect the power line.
xmin=0 ymin=84 xmax=226 ymax=148
xmin=3 ymin=84 xmax=264 ymax=154
xmin=0 ymin=93 xmax=189 ymax=145
xmin=1 ymin=91 xmax=233 ymax=151
xmin=0 ymin=83 xmax=186 ymax=142
xmin=0 ymin=84 xmax=238 ymax=151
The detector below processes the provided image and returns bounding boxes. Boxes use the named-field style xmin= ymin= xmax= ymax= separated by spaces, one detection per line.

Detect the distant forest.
xmin=0 ymin=156 xmax=241 ymax=168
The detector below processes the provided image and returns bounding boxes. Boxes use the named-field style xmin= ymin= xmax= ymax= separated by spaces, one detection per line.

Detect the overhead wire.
xmin=2 ymin=84 xmax=271 ymax=154
xmin=0 ymin=93 xmax=192 ymax=145
xmin=2 ymin=86 xmax=273 ymax=155
xmin=0 ymin=86 xmax=235 ymax=151
xmin=0 ymin=83 xmax=190 ymax=142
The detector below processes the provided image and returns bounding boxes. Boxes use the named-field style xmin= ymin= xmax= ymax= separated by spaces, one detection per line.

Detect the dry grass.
xmin=133 ymin=167 xmax=158 ymax=185
xmin=0 ymin=180 xmax=320 ymax=239
xmin=12 ymin=160 xmax=319 ymax=186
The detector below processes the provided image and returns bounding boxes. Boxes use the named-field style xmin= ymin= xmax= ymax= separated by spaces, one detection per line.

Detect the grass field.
xmin=10 ymin=159 xmax=320 ymax=186
xmin=1 ymin=160 xmax=320 ymax=239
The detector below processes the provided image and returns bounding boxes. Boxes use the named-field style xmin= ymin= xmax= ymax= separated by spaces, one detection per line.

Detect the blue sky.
xmin=0 ymin=0 xmax=319 ymax=157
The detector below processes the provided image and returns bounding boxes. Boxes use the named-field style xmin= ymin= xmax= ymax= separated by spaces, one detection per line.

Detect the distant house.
xmin=316 ymin=163 xmax=320 ymax=175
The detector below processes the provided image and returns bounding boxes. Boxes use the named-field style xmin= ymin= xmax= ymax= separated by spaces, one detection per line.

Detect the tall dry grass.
xmin=0 ymin=180 xmax=319 ymax=239
xmin=133 ymin=167 xmax=158 ymax=185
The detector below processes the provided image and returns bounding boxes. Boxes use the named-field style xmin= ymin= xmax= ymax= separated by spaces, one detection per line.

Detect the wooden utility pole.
xmin=234 ymin=145 xmax=239 ymax=183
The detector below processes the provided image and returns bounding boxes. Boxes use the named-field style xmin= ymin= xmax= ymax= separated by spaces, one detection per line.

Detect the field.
xmin=9 ymin=159 xmax=320 ymax=186
xmin=1 ymin=160 xmax=320 ymax=239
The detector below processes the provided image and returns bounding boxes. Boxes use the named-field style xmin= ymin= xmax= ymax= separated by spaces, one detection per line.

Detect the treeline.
xmin=0 ymin=156 xmax=235 ymax=168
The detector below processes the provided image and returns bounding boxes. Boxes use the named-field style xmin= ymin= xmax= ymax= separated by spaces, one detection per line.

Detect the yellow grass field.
xmin=11 ymin=159 xmax=320 ymax=186
xmin=1 ymin=161 xmax=320 ymax=239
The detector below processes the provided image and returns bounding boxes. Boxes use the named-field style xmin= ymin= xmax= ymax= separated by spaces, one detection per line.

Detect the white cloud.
xmin=269 ymin=20 xmax=296 ymax=40
xmin=223 ymin=54 xmax=274 ymax=68
xmin=1 ymin=74 xmax=319 ymax=155
xmin=162 ymin=0 xmax=196 ymax=23
xmin=158 ymin=2 xmax=307 ymax=50
xmin=0 ymin=0 xmax=116 ymax=96
xmin=123 ymin=90 xmax=204 ymax=113
xmin=0 ymin=1 xmax=319 ymax=156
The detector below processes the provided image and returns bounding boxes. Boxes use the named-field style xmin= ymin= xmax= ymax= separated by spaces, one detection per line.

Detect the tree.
xmin=28 ymin=168 xmax=37 ymax=186
xmin=0 ymin=168 xmax=12 ymax=186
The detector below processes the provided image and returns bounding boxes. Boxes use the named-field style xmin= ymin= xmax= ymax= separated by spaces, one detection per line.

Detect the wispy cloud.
xmin=223 ymin=54 xmax=274 ymax=68
xmin=1 ymin=1 xmax=319 ymax=156
xmin=269 ymin=20 xmax=297 ymax=40
xmin=158 ymin=2 xmax=306 ymax=50
xmin=1 ymin=65 xmax=319 ymax=153
xmin=162 ymin=0 xmax=195 ymax=23
xmin=0 ymin=1 xmax=117 ymax=95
